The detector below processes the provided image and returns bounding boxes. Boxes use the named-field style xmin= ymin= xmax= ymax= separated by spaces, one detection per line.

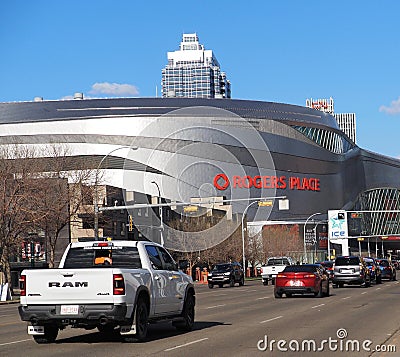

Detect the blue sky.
xmin=1 ymin=1 xmax=400 ymax=158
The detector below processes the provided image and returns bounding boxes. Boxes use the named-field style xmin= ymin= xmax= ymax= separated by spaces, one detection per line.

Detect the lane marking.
xmin=260 ymin=316 xmax=283 ymax=324
xmin=0 ymin=339 xmax=31 ymax=346
xmin=206 ymin=304 xmax=226 ymax=309
xmin=342 ymin=296 xmax=351 ymax=300
xmin=164 ymin=337 xmax=208 ymax=352
xmin=311 ymin=303 xmax=325 ymax=309
xmin=257 ymin=296 xmax=271 ymax=300
xmin=361 ymin=292 xmax=367 ymax=295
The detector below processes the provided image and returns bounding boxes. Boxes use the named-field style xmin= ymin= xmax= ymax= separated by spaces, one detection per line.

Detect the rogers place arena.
xmin=1 ymin=97 xmax=400 ymax=253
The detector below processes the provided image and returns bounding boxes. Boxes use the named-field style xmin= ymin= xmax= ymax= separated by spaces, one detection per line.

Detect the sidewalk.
xmin=0 ymin=295 xmax=20 ymax=304
xmin=370 ymin=328 xmax=400 ymax=356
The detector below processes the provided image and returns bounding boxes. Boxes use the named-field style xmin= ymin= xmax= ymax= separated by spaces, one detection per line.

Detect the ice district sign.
xmin=328 ymin=210 xmax=348 ymax=240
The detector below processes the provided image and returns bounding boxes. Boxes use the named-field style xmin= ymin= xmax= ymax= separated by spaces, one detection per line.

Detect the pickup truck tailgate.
xmin=23 ymin=269 xmax=115 ymax=305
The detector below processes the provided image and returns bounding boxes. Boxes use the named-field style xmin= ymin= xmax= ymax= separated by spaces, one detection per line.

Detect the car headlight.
xmin=224 ymin=272 xmax=231 ymax=276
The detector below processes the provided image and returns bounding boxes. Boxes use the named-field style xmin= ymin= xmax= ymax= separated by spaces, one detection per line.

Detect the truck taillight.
xmin=113 ymin=274 xmax=125 ymax=295
xmin=19 ymin=275 xmax=26 ymax=296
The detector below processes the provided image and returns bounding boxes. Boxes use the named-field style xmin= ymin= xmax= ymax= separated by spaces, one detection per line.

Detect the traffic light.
xmin=350 ymin=212 xmax=363 ymax=219
xmin=128 ymin=215 xmax=133 ymax=232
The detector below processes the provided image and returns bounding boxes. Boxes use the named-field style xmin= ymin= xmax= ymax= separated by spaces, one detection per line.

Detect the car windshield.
xmin=283 ymin=265 xmax=317 ymax=273
xmin=213 ymin=264 xmax=231 ymax=272
xmin=335 ymin=257 xmax=360 ymax=266
xmin=364 ymin=260 xmax=374 ymax=266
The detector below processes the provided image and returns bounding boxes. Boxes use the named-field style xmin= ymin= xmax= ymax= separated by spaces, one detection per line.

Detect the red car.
xmin=274 ymin=264 xmax=330 ymax=298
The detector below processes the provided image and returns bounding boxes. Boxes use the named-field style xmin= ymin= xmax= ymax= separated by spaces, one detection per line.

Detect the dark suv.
xmin=207 ymin=262 xmax=244 ymax=288
xmin=363 ymin=257 xmax=382 ymax=284
xmin=376 ymin=259 xmax=397 ymax=281
xmin=332 ymin=256 xmax=371 ymax=288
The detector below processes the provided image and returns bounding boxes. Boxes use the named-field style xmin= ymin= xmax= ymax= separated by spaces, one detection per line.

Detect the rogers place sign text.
xmin=213 ymin=174 xmax=320 ymax=192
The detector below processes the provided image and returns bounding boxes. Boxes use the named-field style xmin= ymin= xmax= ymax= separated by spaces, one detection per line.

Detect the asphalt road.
xmin=1 ymin=279 xmax=399 ymax=357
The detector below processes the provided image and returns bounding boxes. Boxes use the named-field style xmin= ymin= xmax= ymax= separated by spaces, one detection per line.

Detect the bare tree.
xmin=261 ymin=224 xmax=303 ymax=260
xmin=31 ymin=145 xmax=96 ymax=267
xmin=246 ymin=229 xmax=264 ymax=272
xmin=0 ymin=145 xmax=40 ymax=291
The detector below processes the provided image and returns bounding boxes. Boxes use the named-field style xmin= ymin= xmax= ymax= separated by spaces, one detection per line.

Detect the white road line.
xmin=206 ymin=304 xmax=226 ymax=309
xmin=0 ymin=314 xmax=12 ymax=317
xmin=342 ymin=296 xmax=351 ymax=300
xmin=376 ymin=287 xmax=381 ymax=290
xmin=311 ymin=303 xmax=325 ymax=309
xmin=0 ymin=339 xmax=31 ymax=346
xmin=260 ymin=316 xmax=283 ymax=324
xmin=164 ymin=337 xmax=209 ymax=352
xmin=361 ymin=292 xmax=367 ymax=294
xmin=257 ymin=296 xmax=271 ymax=300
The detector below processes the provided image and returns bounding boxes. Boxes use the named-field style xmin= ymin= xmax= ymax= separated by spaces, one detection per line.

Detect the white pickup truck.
xmin=261 ymin=256 xmax=295 ymax=285
xmin=18 ymin=240 xmax=195 ymax=344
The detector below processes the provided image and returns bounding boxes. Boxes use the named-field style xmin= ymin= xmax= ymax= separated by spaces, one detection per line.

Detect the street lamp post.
xmin=241 ymin=201 xmax=259 ymax=273
xmin=94 ymin=146 xmax=137 ymax=240
xmin=151 ymin=181 xmax=164 ymax=246
xmin=241 ymin=197 xmax=285 ymax=275
xmin=303 ymin=212 xmax=323 ymax=264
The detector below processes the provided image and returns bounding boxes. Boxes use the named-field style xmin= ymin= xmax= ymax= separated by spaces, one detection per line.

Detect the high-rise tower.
xmin=161 ymin=33 xmax=231 ymax=99
xmin=306 ymin=97 xmax=357 ymax=143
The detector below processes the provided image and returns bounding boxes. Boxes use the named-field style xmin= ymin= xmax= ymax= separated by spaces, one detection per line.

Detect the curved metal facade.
xmin=0 ymin=97 xmax=400 ymax=225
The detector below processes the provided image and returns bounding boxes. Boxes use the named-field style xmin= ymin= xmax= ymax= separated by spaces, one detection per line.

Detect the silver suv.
xmin=332 ymin=256 xmax=371 ymax=288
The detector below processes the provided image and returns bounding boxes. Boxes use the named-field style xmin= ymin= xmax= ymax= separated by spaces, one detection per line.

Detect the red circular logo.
xmin=214 ymin=173 xmax=230 ymax=190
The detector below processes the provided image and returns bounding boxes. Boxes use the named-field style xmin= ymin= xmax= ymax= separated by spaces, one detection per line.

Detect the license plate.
xmin=341 ymin=269 xmax=353 ymax=274
xmin=289 ymin=280 xmax=302 ymax=286
xmin=60 ymin=305 xmax=79 ymax=315
xmin=28 ymin=325 xmax=44 ymax=335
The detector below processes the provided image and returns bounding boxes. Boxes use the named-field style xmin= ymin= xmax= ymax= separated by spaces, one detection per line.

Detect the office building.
xmin=306 ymin=97 xmax=356 ymax=143
xmin=161 ymin=33 xmax=231 ymax=98
xmin=333 ymin=113 xmax=356 ymax=143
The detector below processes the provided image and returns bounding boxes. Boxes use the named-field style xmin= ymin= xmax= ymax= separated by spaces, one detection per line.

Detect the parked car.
xmin=332 ymin=256 xmax=371 ymax=288
xmin=274 ymin=264 xmax=330 ymax=298
xmin=363 ymin=257 xmax=382 ymax=284
xmin=376 ymin=259 xmax=397 ymax=281
xmin=207 ymin=262 xmax=244 ymax=288
xmin=316 ymin=261 xmax=334 ymax=280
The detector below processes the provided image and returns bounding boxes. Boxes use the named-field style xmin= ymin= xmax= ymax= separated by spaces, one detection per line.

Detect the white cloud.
xmin=89 ymin=82 xmax=139 ymax=96
xmin=379 ymin=97 xmax=400 ymax=115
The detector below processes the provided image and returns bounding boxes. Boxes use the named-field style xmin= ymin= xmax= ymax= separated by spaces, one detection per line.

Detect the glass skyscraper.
xmin=306 ymin=97 xmax=357 ymax=143
xmin=161 ymin=33 xmax=231 ymax=99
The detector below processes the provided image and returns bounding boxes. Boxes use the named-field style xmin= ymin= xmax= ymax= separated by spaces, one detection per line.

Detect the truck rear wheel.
xmin=134 ymin=299 xmax=148 ymax=342
xmin=174 ymin=291 xmax=195 ymax=331
xmin=32 ymin=324 xmax=58 ymax=344
xmin=123 ymin=298 xmax=148 ymax=342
